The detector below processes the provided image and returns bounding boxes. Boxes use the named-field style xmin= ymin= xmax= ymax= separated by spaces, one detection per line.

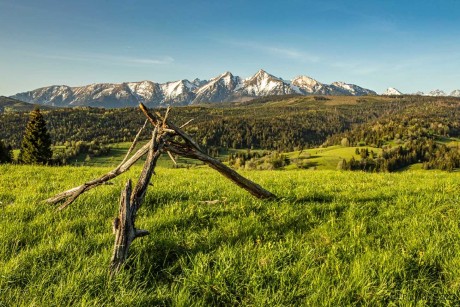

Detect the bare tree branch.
xmin=46 ymin=140 xmax=152 ymax=206
xmin=166 ymin=141 xmax=276 ymax=199
xmin=118 ymin=119 xmax=148 ymax=168
xmin=179 ymin=118 xmax=194 ymax=129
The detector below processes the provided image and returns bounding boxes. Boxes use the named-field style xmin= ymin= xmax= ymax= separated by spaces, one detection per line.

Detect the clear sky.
xmin=1 ymin=0 xmax=459 ymax=95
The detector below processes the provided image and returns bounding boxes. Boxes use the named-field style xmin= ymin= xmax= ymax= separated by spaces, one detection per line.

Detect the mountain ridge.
xmin=11 ymin=69 xmax=378 ymax=108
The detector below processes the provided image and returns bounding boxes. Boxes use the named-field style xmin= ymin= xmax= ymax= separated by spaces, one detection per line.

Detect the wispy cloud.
xmin=221 ymin=40 xmax=320 ymax=63
xmin=27 ymin=52 xmax=174 ymax=66
xmin=264 ymin=46 xmax=320 ymax=62
xmin=330 ymin=50 xmax=460 ymax=77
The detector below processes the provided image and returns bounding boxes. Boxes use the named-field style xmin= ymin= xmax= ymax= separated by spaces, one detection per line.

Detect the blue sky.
xmin=1 ymin=0 xmax=459 ymax=95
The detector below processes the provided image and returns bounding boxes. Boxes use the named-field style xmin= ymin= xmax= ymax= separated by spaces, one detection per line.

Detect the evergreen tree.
xmin=0 ymin=140 xmax=12 ymax=163
xmin=19 ymin=108 xmax=53 ymax=164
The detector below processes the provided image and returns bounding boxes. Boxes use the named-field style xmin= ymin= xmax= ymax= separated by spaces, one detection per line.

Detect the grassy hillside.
xmin=284 ymin=145 xmax=382 ymax=170
xmin=64 ymin=141 xmax=383 ymax=171
xmin=0 ymin=96 xmax=53 ymax=113
xmin=1 ymin=165 xmax=460 ymax=305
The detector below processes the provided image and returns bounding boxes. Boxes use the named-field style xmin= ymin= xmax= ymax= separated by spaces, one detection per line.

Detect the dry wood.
xmin=48 ymin=104 xmax=275 ymax=208
xmin=131 ymin=129 xmax=164 ymax=207
xmin=139 ymin=103 xmax=276 ymax=199
xmin=166 ymin=142 xmax=276 ymax=199
xmin=46 ymin=140 xmax=152 ymax=208
xmin=47 ymin=103 xmax=276 ymax=275
xmin=110 ymin=129 xmax=164 ymax=275
xmin=179 ymin=118 xmax=194 ymax=128
xmin=198 ymin=197 xmax=227 ymax=205
xmin=139 ymin=103 xmax=204 ymax=152
xmin=167 ymin=151 xmax=177 ymax=166
xmin=118 ymin=119 xmax=148 ymax=167
xmin=47 ymin=107 xmax=174 ymax=209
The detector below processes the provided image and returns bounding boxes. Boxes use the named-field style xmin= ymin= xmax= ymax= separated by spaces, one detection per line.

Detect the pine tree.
xmin=19 ymin=108 xmax=53 ymax=164
xmin=0 ymin=140 xmax=12 ymax=163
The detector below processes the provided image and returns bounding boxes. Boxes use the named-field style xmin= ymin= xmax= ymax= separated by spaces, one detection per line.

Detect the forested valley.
xmin=1 ymin=95 xmax=459 ymax=170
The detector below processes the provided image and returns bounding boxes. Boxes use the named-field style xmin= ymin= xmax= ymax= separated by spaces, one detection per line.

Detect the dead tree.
xmin=110 ymin=128 xmax=162 ymax=274
xmin=46 ymin=103 xmax=276 ymax=275
xmin=138 ymin=103 xmax=276 ymax=200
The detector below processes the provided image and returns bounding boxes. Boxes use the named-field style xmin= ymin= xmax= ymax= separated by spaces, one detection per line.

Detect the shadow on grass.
xmin=127 ymin=202 xmax=349 ymax=287
xmin=291 ymin=193 xmax=335 ymax=204
xmin=118 ymin=191 xmax=397 ymax=291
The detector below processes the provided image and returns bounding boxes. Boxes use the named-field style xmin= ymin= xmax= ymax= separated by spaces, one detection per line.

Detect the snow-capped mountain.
xmin=450 ymin=90 xmax=460 ymax=97
xmin=236 ymin=69 xmax=296 ymax=97
xmin=291 ymin=75 xmax=326 ymax=94
xmin=382 ymin=87 xmax=403 ymax=95
xmin=14 ymin=85 xmax=74 ymax=106
xmin=13 ymin=81 xmax=196 ymax=108
xmin=161 ymin=80 xmax=197 ymax=104
xmin=193 ymin=71 xmax=242 ymax=103
xmin=126 ymin=81 xmax=163 ymax=104
xmin=329 ymin=82 xmax=377 ymax=96
xmin=11 ymin=69 xmax=377 ymax=108
xmin=427 ymin=89 xmax=447 ymax=97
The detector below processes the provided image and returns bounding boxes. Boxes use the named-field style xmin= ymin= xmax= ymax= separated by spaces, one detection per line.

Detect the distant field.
xmin=58 ymin=142 xmax=205 ymax=168
xmin=67 ymin=143 xmax=381 ymax=171
xmin=1 ymin=164 xmax=460 ymax=305
xmin=285 ymin=145 xmax=382 ymax=170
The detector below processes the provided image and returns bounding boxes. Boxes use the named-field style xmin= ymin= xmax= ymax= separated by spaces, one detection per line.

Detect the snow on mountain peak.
xmin=382 ymin=87 xmax=402 ymax=95
xmin=450 ymin=89 xmax=460 ymax=97
xmin=240 ymin=69 xmax=293 ymax=96
xmin=192 ymin=71 xmax=243 ymax=103
xmin=291 ymin=75 xmax=323 ymax=94
xmin=11 ymin=69 xmax=378 ymax=107
xmin=160 ymin=80 xmax=196 ymax=100
xmin=427 ymin=89 xmax=447 ymax=97
xmin=330 ymin=81 xmax=377 ymax=96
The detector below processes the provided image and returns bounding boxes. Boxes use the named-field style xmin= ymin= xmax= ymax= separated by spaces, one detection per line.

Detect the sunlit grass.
xmin=1 ymin=164 xmax=460 ymax=305
xmin=286 ymin=145 xmax=382 ymax=170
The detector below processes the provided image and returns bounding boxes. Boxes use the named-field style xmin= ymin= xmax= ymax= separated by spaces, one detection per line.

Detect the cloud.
xmin=221 ymin=40 xmax=320 ymax=63
xmin=264 ymin=46 xmax=320 ymax=62
xmin=28 ymin=52 xmax=174 ymax=66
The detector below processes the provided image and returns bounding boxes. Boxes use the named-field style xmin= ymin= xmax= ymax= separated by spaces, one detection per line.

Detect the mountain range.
xmin=422 ymin=89 xmax=460 ymax=97
xmin=11 ymin=69 xmax=377 ymax=108
xmin=383 ymin=88 xmax=460 ymax=97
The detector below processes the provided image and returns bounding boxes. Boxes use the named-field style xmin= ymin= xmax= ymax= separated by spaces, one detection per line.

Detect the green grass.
xmin=286 ymin=145 xmax=382 ymax=170
xmin=1 ymin=164 xmax=460 ymax=305
xmin=56 ymin=142 xmax=205 ymax=168
xmin=78 ymin=143 xmax=379 ymax=171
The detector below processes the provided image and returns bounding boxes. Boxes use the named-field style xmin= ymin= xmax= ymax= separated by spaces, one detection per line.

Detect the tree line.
xmin=1 ymin=95 xmax=459 ymax=170
xmin=331 ymin=99 xmax=460 ymax=172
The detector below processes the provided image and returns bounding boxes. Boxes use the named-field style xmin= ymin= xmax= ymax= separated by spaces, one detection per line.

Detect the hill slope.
xmin=0 ymin=96 xmax=46 ymax=112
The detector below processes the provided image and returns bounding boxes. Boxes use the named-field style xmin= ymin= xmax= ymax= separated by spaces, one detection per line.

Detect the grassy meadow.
xmin=1 ymin=162 xmax=460 ymax=306
xmin=63 ymin=141 xmax=383 ymax=171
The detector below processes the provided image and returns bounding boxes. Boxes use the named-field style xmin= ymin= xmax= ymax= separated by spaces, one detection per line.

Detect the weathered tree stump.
xmin=110 ymin=128 xmax=164 ymax=274
xmin=110 ymin=179 xmax=149 ymax=274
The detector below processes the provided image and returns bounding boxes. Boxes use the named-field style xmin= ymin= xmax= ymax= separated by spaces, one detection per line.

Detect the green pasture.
xmin=67 ymin=143 xmax=380 ymax=171
xmin=285 ymin=145 xmax=382 ymax=170
xmin=1 ymin=164 xmax=460 ymax=305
